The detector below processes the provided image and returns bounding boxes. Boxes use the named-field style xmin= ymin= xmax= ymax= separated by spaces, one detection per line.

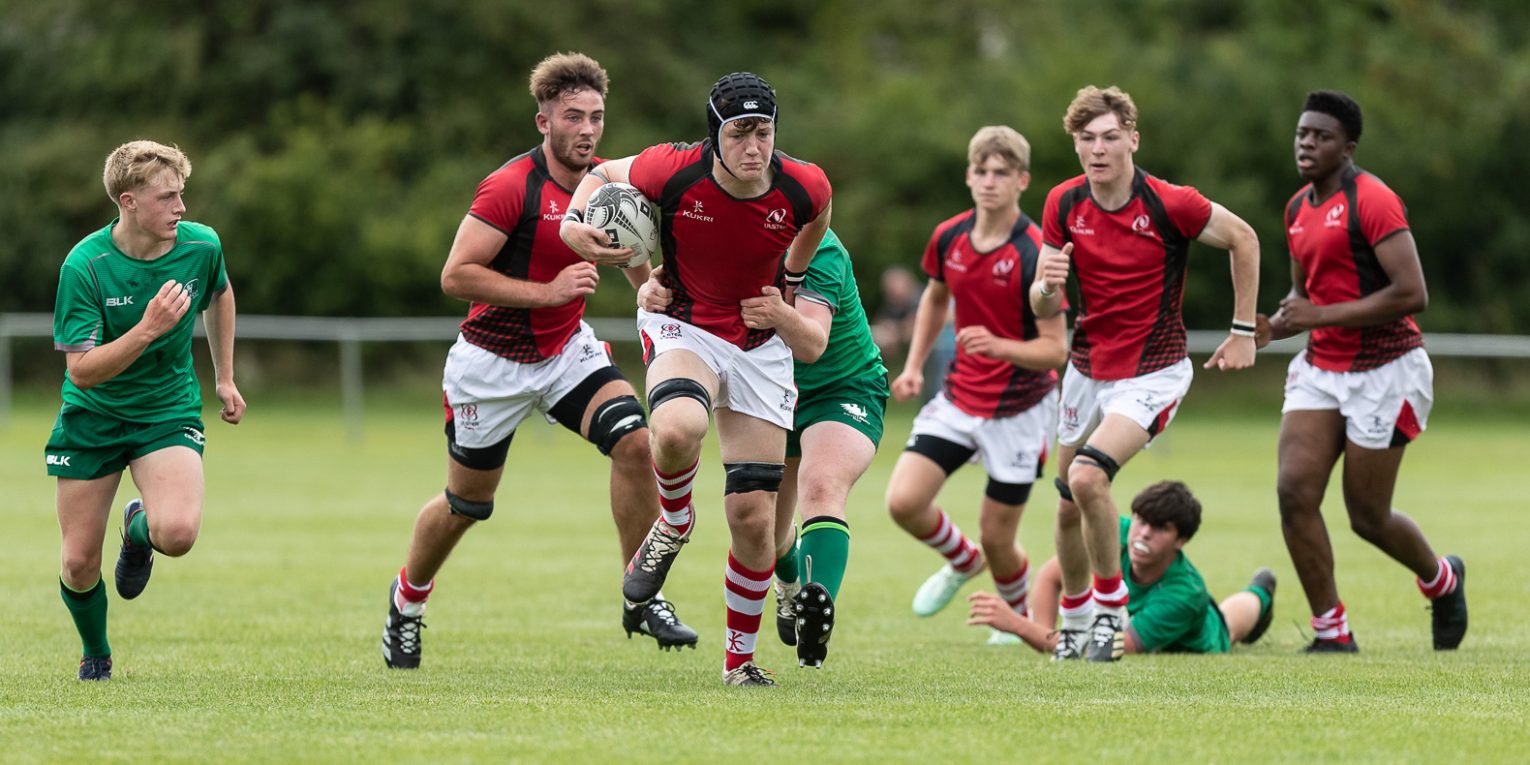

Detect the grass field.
xmin=2 ymin=389 xmax=1526 ymax=764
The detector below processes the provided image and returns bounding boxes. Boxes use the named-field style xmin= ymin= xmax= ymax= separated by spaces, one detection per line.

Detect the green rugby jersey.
xmin=53 ymin=220 xmax=228 ymax=422
xmin=1119 ymin=516 xmax=1228 ymax=654
xmin=793 ymin=230 xmax=888 ymax=395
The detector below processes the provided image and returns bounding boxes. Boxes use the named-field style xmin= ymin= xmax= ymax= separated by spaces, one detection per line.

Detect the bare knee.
xmin=153 ymin=522 xmax=199 ymax=556
xmin=608 ymin=428 xmax=651 ymax=470
xmin=1347 ymin=505 xmax=1390 ymax=545
xmin=886 ymin=485 xmax=926 ymax=525
xmin=1276 ymin=473 xmax=1322 ymax=524
xmin=1068 ymin=467 xmax=1111 ymax=508
xmin=61 ymin=550 xmax=104 ymax=588
xmin=649 ymin=413 xmax=706 ymax=461
xmin=1055 ymin=499 xmax=1081 ymax=528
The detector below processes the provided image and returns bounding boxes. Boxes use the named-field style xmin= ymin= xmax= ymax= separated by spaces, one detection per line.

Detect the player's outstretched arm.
xmin=65 ymin=279 xmax=190 ymax=390
xmin=967 ymin=591 xmax=1056 ymax=654
xmin=204 ymin=284 xmax=245 ymax=424
xmin=560 ymin=157 xmax=636 ymax=267
xmin=890 ymin=279 xmax=951 ymax=402
xmin=1197 ymin=203 xmax=1259 ymax=371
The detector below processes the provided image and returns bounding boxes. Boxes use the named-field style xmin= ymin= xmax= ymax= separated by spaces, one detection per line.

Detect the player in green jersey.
xmin=968 ymin=481 xmax=1276 ymax=656
xmin=638 ymin=229 xmax=888 ymax=667
xmin=47 ymin=140 xmax=244 ymax=680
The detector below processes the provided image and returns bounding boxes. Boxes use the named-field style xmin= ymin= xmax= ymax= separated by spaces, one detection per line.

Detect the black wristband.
xmin=1231 ymin=320 xmax=1256 ymax=338
xmin=784 ymin=268 xmax=807 ymax=286
xmin=562 ymin=209 xmax=584 ymax=224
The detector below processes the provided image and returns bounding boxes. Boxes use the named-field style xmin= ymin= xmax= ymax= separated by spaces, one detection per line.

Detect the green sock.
xmin=127 ymin=505 xmax=151 ymax=548
xmin=1246 ymin=582 xmax=1273 ymax=618
xmin=60 ymin=576 xmax=111 ymax=658
xmin=775 ymin=525 xmax=800 ymax=584
xmin=800 ymin=516 xmax=851 ymax=600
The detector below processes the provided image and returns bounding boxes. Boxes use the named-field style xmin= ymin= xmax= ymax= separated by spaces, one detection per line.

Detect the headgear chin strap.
xmin=707 ymin=72 xmax=777 ymax=179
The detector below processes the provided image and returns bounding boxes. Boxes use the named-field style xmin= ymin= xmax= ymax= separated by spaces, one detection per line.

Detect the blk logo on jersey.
xmin=46 ymin=454 xmax=71 ymax=467
xmin=105 ymin=296 xmax=135 ymax=308
xmin=1325 ymin=203 xmax=1347 ymax=228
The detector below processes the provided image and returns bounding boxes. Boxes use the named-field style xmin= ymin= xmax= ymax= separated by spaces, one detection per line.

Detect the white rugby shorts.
xmin=1056 ymin=358 xmax=1193 ymax=447
xmin=1282 ymin=347 xmax=1433 ymax=450
xmin=637 ymin=309 xmax=796 ymax=430
xmin=909 ymin=392 xmax=1057 ymax=484
xmin=441 ymin=323 xmax=618 ymax=449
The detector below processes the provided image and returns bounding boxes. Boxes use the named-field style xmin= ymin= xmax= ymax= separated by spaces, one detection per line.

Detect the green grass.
xmin=2 ymin=392 xmax=1526 ymax=763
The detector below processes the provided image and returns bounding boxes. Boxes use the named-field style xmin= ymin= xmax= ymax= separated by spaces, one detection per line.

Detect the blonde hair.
xmin=103 ymin=140 xmax=191 ymax=202
xmin=528 ymin=52 xmax=609 ymax=107
xmin=968 ymin=126 xmax=1030 ymax=172
xmin=1063 ymin=85 xmax=1138 ymax=134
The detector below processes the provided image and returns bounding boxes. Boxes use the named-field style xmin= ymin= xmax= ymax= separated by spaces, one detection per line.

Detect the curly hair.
xmin=1303 ymin=90 xmax=1363 ymax=143
xmin=528 ymin=52 xmax=608 ymax=107
xmin=1130 ymin=480 xmax=1202 ymax=541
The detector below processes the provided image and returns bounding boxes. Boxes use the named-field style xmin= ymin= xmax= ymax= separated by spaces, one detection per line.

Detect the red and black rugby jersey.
xmin=922 ymin=210 xmax=1058 ymax=418
xmin=629 ymin=141 xmax=832 ymax=349
xmin=1284 ymin=166 xmax=1422 ymax=372
xmin=1042 ymin=169 xmax=1212 ymax=381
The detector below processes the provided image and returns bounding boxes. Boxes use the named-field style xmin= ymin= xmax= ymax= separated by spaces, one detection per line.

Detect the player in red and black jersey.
xmin=380 ymin=53 xmax=698 ymax=672
xmin=1031 ymin=86 xmax=1261 ymax=662
xmin=1257 ymin=90 xmax=1465 ymax=653
xmin=883 ymin=127 xmax=1068 ymax=639
xmin=562 ymin=72 xmax=832 ymax=687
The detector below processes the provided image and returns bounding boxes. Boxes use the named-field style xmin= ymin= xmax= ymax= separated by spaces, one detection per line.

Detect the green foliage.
xmin=2 ymin=0 xmax=1527 ymax=331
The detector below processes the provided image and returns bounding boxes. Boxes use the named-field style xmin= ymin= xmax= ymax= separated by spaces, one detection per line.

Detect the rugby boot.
xmin=622 ymin=519 xmax=689 ymax=605
xmin=114 ymin=499 xmax=153 ymax=600
xmin=1430 ymin=555 xmax=1468 ymax=650
xmin=622 ymin=598 xmax=698 ymax=650
xmin=793 ymin=582 xmax=835 ymax=668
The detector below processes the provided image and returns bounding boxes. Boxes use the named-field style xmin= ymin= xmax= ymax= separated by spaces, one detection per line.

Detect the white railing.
xmin=5 ymin=312 xmax=1529 ymax=438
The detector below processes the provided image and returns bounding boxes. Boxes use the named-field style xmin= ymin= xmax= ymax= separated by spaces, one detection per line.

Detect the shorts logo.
xmin=1367 ymin=414 xmax=1389 ymax=436
xmin=578 ymin=343 xmax=599 ymax=362
xmin=780 ymin=390 xmax=796 ymax=412
xmin=1062 ymin=405 xmax=1080 ymax=428
xmin=660 ymin=323 xmax=682 ymax=340
xmin=840 ymin=402 xmax=868 ymax=423
xmin=765 ymin=208 xmax=788 ymax=230
xmin=46 ymin=454 xmax=71 ymax=467
xmin=1325 ymin=203 xmax=1346 ymax=228
xmin=1136 ymin=392 xmax=1158 ymax=410
xmin=182 ymin=427 xmax=205 ymax=446
xmin=459 ymin=404 xmax=480 ymax=432
xmin=1131 ymin=214 xmax=1157 ymax=239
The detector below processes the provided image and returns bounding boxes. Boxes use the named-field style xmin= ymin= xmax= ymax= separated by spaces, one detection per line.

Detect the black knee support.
xmin=1073 ymin=444 xmax=1122 ymax=482
xmin=648 ymin=378 xmax=711 ymax=414
xmin=444 ymin=488 xmax=494 ymax=521
xmin=905 ymin=434 xmax=976 ymax=476
xmin=723 ymin=462 xmax=785 ymax=494
xmin=588 ymin=395 xmax=647 ymax=456
xmin=1054 ymin=476 xmax=1075 ymax=503
xmin=985 ymin=478 xmax=1033 ymax=505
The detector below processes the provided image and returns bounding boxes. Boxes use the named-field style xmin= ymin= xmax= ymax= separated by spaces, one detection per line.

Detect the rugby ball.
xmin=585 ymin=182 xmax=659 ymax=268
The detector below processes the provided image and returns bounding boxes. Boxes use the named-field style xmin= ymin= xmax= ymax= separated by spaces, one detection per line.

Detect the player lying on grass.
xmin=968 ymin=481 xmax=1276 ymax=655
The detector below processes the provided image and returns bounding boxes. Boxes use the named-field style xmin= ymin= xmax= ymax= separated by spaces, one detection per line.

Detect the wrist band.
xmin=784 ymin=268 xmax=807 ymax=286
xmin=1230 ymin=320 xmax=1257 ymax=338
xmin=561 ymin=209 xmax=584 ymax=224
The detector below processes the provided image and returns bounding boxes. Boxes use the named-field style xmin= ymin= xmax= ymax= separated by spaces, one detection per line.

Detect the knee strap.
xmin=1054 ymin=476 xmax=1074 ymax=503
xmin=648 ymin=378 xmax=711 ymax=414
xmin=588 ymin=395 xmax=647 ymax=456
xmin=724 ymin=462 xmax=785 ymax=495
xmin=1073 ymin=444 xmax=1121 ymax=482
xmin=444 ymin=488 xmax=494 ymax=521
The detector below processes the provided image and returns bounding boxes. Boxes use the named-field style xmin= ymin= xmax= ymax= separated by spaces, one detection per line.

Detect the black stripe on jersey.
xmin=1286 ymin=191 xmax=1305 ymax=229
xmin=468 ymin=147 xmax=544 ymax=361
xmin=933 ymin=212 xmax=974 ymax=283
xmin=1342 ymin=167 xmax=1390 ymax=298
xmin=657 ymin=142 xmax=711 ymax=327
xmin=770 ymin=151 xmax=816 ymax=227
xmin=1054 ymin=184 xmax=1092 ymax=373
xmin=994 ymin=213 xmax=1054 ymax=417
xmin=1133 ymin=170 xmax=1192 ymax=377
xmin=1012 ymin=214 xmax=1041 ymax=342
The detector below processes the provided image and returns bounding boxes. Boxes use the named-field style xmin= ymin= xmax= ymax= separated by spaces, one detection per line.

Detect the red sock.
xmin=1417 ymin=557 xmax=1458 ymax=599
xmin=1312 ymin=602 xmax=1352 ymax=642
xmin=396 ymin=566 xmax=433 ymax=607
xmin=654 ymin=459 xmax=698 ymax=536
xmin=1092 ymin=572 xmax=1128 ymax=610
xmin=916 ymin=510 xmax=982 ymax=575
xmin=994 ymin=558 xmax=1031 ymax=615
xmin=723 ymin=551 xmax=773 ymax=671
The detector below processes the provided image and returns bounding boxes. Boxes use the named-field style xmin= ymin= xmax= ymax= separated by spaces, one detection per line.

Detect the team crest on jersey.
xmin=1069 ymin=214 xmax=1095 ymax=236
xmin=660 ymin=323 xmax=683 ymax=340
xmin=1325 ymin=203 xmax=1346 ymax=228
xmin=1131 ymin=214 xmax=1157 ymax=239
xmin=681 ymin=200 xmax=714 ymax=223
xmin=764 ymin=208 xmax=787 ymax=230
xmin=840 ymin=402 xmax=869 ymax=423
xmin=991 ymin=257 xmax=1015 ymax=284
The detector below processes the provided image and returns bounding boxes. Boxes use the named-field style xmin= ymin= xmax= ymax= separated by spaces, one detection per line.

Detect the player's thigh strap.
xmin=547 ymin=365 xmax=626 ymax=434
xmin=1054 ymin=476 xmax=1075 ymax=503
xmin=1072 ymin=444 xmax=1121 ymax=482
xmin=648 ymin=378 xmax=711 ymax=413
xmin=905 ymin=434 xmax=975 ymax=476
xmin=986 ymin=478 xmax=1032 ymax=505
xmin=723 ymin=461 xmax=785 ymax=494
xmin=444 ymin=488 xmax=494 ymax=521
xmin=444 ymin=420 xmax=512 ymax=470
xmin=588 ymin=395 xmax=647 ymax=456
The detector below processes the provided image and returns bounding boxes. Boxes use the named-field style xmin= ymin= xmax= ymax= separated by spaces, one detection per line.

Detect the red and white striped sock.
xmin=1060 ymin=589 xmax=1093 ymax=630
xmin=1092 ymin=572 xmax=1129 ymax=611
xmin=994 ymin=559 xmax=1031 ymax=617
xmin=723 ymin=552 xmax=774 ymax=671
xmin=916 ymin=510 xmax=983 ymax=576
xmin=394 ymin=566 xmax=433 ymax=616
xmin=654 ymin=458 xmax=699 ymax=537
xmin=1312 ymin=602 xmax=1352 ymax=642
xmin=1417 ymin=557 xmax=1459 ymax=599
